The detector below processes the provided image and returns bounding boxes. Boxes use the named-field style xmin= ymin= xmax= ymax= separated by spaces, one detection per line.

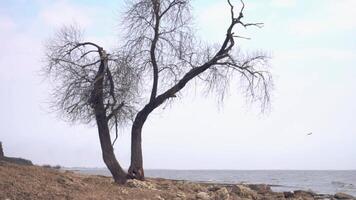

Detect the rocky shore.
xmin=0 ymin=160 xmax=354 ymax=200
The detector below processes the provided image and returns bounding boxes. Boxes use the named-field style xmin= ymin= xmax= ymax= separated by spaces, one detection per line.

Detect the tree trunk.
xmin=95 ymin=108 xmax=127 ymax=184
xmin=128 ymin=107 xmax=152 ymax=180
xmin=91 ymin=55 xmax=127 ymax=184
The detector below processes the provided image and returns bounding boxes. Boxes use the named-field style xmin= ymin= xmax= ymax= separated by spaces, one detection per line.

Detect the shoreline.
xmin=72 ymin=168 xmax=356 ymax=197
xmin=1 ymin=161 xmax=355 ymax=200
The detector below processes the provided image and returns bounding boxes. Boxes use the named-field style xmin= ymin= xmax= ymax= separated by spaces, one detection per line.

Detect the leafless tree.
xmin=43 ymin=25 xmax=140 ymax=184
xmin=123 ymin=0 xmax=273 ymax=180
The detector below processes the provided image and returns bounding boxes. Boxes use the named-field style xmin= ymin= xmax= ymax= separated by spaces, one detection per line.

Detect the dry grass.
xmin=0 ymin=161 xmax=342 ymax=200
xmin=0 ymin=161 xmax=162 ymax=200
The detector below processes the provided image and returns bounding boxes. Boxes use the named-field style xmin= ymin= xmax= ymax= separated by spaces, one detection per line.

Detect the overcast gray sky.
xmin=0 ymin=0 xmax=355 ymax=170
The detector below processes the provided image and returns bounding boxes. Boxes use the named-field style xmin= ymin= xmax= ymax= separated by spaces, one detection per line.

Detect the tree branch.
xmin=149 ymin=0 xmax=161 ymax=103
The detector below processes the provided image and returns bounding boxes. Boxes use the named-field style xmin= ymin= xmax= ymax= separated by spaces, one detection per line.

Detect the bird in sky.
xmin=307 ymin=132 xmax=313 ymax=136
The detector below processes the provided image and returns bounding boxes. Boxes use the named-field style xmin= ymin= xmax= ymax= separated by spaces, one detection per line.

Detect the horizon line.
xmin=63 ymin=167 xmax=356 ymax=171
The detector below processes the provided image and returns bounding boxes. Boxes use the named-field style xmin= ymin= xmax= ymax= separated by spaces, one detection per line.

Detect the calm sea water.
xmin=73 ymin=169 xmax=356 ymax=196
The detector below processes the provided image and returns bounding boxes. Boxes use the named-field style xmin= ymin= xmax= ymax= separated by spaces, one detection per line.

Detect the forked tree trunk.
xmin=128 ymin=59 xmax=210 ymax=180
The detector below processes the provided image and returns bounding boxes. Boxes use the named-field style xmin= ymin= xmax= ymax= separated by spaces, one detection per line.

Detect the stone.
xmin=155 ymin=195 xmax=165 ymax=200
xmin=208 ymin=185 xmax=221 ymax=192
xmin=188 ymin=183 xmax=206 ymax=192
xmin=273 ymin=192 xmax=287 ymax=199
xmin=215 ymin=187 xmax=229 ymax=200
xmin=334 ymin=192 xmax=355 ymax=199
xmin=232 ymin=185 xmax=259 ymax=199
xmin=248 ymin=184 xmax=272 ymax=194
xmin=262 ymin=193 xmax=285 ymax=200
xmin=56 ymin=177 xmax=66 ymax=184
xmin=315 ymin=194 xmax=334 ymax=199
xmin=126 ymin=179 xmax=156 ymax=190
xmin=293 ymin=190 xmax=316 ymax=200
xmin=283 ymin=191 xmax=294 ymax=198
xmin=294 ymin=190 xmax=316 ymax=196
xmin=176 ymin=192 xmax=186 ymax=199
xmin=121 ymin=188 xmax=129 ymax=195
xmin=196 ymin=192 xmax=210 ymax=200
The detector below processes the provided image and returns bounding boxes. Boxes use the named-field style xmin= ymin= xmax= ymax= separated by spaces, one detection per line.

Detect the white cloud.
xmin=275 ymin=48 xmax=356 ymax=64
xmin=194 ymin=1 xmax=258 ymax=43
xmin=1 ymin=0 xmax=355 ymax=170
xmin=289 ymin=0 xmax=356 ymax=36
xmin=0 ymin=15 xmax=40 ymax=62
xmin=0 ymin=15 xmax=16 ymax=32
xmin=39 ymin=0 xmax=95 ymax=28
xmin=195 ymin=1 xmax=230 ymax=42
xmin=271 ymin=0 xmax=296 ymax=8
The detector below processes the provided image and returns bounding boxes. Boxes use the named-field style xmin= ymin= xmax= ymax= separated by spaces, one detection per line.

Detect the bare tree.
xmin=123 ymin=0 xmax=273 ymax=180
xmin=44 ymin=25 xmax=139 ymax=184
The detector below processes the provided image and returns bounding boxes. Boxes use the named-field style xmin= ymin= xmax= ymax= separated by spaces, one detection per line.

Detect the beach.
xmin=1 ymin=160 xmax=355 ymax=200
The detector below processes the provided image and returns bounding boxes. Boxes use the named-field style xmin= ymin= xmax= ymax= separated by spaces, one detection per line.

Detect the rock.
xmin=334 ymin=192 xmax=355 ymax=199
xmin=121 ymin=188 xmax=129 ymax=195
xmin=155 ymin=195 xmax=165 ymax=200
xmin=215 ymin=187 xmax=229 ymax=200
xmin=196 ymin=192 xmax=210 ymax=200
xmin=262 ymin=192 xmax=285 ymax=200
xmin=283 ymin=191 xmax=294 ymax=198
xmin=126 ymin=179 xmax=156 ymax=190
xmin=294 ymin=190 xmax=316 ymax=196
xmin=56 ymin=177 xmax=66 ymax=184
xmin=158 ymin=183 xmax=171 ymax=190
xmin=294 ymin=190 xmax=316 ymax=200
xmin=189 ymin=183 xmax=206 ymax=192
xmin=315 ymin=194 xmax=334 ymax=199
xmin=232 ymin=185 xmax=259 ymax=199
xmin=248 ymin=184 xmax=272 ymax=194
xmin=208 ymin=185 xmax=221 ymax=192
xmin=176 ymin=192 xmax=186 ymax=200
xmin=177 ymin=180 xmax=186 ymax=185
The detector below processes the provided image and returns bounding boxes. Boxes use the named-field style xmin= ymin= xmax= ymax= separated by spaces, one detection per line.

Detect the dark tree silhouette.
xmin=122 ymin=0 xmax=273 ymax=180
xmin=44 ymin=26 xmax=139 ymax=184
xmin=0 ymin=142 xmax=3 ymax=158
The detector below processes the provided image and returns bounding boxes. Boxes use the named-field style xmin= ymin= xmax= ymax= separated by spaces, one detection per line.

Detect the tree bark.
xmin=127 ymin=107 xmax=151 ymax=180
xmin=91 ymin=53 xmax=127 ymax=184
xmin=127 ymin=0 xmax=266 ymax=182
xmin=127 ymin=63 xmax=214 ymax=180
xmin=128 ymin=59 xmax=226 ymax=180
xmin=127 ymin=2 xmax=239 ymax=179
xmin=94 ymin=107 xmax=127 ymax=184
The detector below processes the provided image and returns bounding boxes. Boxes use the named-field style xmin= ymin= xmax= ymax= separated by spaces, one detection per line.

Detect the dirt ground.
xmin=0 ymin=161 xmax=353 ymax=200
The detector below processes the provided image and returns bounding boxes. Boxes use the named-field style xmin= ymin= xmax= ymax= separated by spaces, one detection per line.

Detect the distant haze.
xmin=0 ymin=0 xmax=355 ymax=170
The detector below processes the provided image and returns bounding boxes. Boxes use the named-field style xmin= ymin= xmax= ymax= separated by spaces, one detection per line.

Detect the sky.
xmin=0 ymin=0 xmax=355 ymax=170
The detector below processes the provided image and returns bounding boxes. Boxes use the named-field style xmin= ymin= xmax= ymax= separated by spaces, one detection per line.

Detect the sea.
xmin=72 ymin=168 xmax=356 ymax=196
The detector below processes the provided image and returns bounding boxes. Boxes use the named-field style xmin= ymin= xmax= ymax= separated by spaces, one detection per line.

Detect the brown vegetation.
xmin=1 ymin=161 xmax=353 ymax=200
xmin=0 ymin=142 xmax=33 ymax=166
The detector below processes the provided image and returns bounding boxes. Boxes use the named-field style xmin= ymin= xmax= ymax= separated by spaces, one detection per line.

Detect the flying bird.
xmin=307 ymin=132 xmax=313 ymax=136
